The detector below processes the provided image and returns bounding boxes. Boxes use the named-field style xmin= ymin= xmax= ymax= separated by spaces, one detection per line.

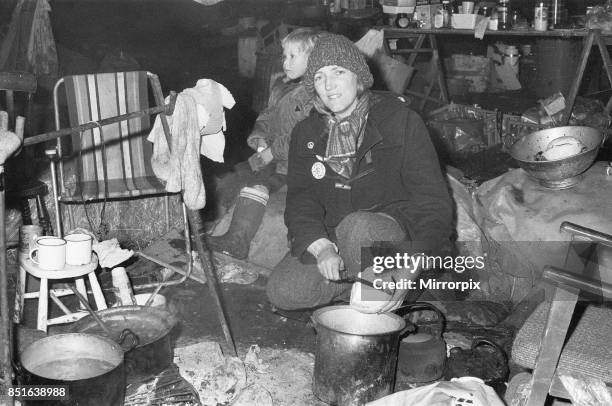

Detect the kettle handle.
xmin=471 ymin=337 xmax=508 ymax=364
xmin=397 ymin=301 xmax=446 ymax=336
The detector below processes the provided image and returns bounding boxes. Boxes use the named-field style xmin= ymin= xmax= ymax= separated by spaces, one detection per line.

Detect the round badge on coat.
xmin=311 ymin=162 xmax=326 ymax=179
xmin=307 ymin=141 xmax=315 ymax=150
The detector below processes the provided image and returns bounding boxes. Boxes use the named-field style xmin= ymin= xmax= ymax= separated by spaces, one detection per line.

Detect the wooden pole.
xmin=186 ymin=210 xmax=237 ymax=356
xmin=22 ymin=92 xmax=177 ymax=148
xmin=0 ymin=114 xmax=22 ymax=405
xmin=0 ymin=163 xmax=14 ymax=404
xmin=148 ymin=75 xmax=237 ymax=355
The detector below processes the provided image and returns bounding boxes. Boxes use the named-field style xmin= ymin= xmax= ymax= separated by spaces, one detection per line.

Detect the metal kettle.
xmin=397 ymin=302 xmax=447 ymax=383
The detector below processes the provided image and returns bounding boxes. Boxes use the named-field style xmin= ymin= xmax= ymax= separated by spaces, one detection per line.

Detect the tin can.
xmin=535 ymin=3 xmax=548 ymax=31
xmin=19 ymin=225 xmax=43 ymax=256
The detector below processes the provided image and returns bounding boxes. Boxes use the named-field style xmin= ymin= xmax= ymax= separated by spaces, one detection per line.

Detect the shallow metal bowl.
xmin=509 ymin=126 xmax=604 ymax=189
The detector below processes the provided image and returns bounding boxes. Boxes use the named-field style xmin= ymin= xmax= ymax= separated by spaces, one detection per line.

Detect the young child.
xmin=208 ymin=28 xmax=325 ymax=260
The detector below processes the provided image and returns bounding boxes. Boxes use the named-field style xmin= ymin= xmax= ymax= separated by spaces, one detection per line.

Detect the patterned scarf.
xmin=313 ymin=91 xmax=371 ymax=178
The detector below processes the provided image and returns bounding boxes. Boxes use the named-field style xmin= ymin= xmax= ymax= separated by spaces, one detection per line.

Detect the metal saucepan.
xmin=20 ymin=333 xmax=126 ymax=406
xmin=71 ymin=306 xmax=178 ymax=384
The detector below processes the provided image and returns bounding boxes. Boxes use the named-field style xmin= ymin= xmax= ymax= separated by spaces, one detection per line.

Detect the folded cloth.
xmin=147 ymin=79 xmax=235 ymax=209
xmin=148 ymin=92 xmax=206 ymax=210
xmin=183 ymin=78 xmax=236 ymax=163
xmin=93 ymin=238 xmax=134 ymax=268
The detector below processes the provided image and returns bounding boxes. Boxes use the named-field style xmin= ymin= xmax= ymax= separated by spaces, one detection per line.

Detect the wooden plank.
xmin=391 ymin=48 xmax=435 ymax=54
xmin=525 ymin=286 xmax=579 ymax=406
xmin=430 ymin=34 xmax=449 ymax=104
xmin=407 ymin=34 xmax=426 ymax=67
xmin=562 ymin=31 xmax=595 ymax=125
xmin=381 ymin=27 xmax=601 ymax=38
xmin=596 ymin=33 xmax=612 ymax=92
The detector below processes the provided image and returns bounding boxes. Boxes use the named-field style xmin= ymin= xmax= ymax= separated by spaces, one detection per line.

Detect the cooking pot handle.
xmin=397 ymin=301 xmax=446 ymax=335
xmin=118 ymin=328 xmax=140 ymax=352
xmin=12 ymin=358 xmax=26 ymax=385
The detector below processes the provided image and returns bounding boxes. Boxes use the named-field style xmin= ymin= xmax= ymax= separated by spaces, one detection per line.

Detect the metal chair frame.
xmin=49 ymin=71 xmax=193 ymax=289
xmin=522 ymin=222 xmax=612 ymax=406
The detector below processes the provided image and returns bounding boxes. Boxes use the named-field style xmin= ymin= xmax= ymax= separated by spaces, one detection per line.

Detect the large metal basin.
xmin=509 ymin=126 xmax=604 ymax=189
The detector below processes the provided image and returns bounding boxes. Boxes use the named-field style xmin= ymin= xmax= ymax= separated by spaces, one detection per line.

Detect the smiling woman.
xmin=313 ymin=66 xmax=360 ymax=119
xmin=266 ymin=34 xmax=454 ymax=313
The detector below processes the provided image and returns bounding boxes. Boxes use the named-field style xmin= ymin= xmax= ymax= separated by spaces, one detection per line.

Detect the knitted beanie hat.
xmin=303 ymin=33 xmax=374 ymax=94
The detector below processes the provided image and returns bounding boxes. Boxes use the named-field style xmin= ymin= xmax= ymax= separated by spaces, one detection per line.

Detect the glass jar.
xmin=488 ymin=8 xmax=499 ymax=30
xmin=442 ymin=0 xmax=452 ymax=27
xmin=478 ymin=6 xmax=490 ymax=17
xmin=497 ymin=0 xmax=510 ymax=30
xmin=396 ymin=13 xmax=411 ymax=28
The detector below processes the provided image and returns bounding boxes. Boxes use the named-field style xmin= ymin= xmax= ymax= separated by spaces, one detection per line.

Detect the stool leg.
xmin=20 ymin=198 xmax=32 ymax=225
xmin=13 ymin=266 xmax=26 ymax=324
xmin=35 ymin=194 xmax=53 ymax=236
xmin=37 ymin=278 xmax=48 ymax=332
xmin=75 ymin=278 xmax=87 ymax=310
xmin=88 ymin=272 xmax=107 ymax=310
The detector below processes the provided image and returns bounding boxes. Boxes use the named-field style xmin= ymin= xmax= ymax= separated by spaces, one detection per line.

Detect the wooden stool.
xmin=13 ymin=253 xmax=106 ymax=332
xmin=8 ymin=180 xmax=54 ymax=236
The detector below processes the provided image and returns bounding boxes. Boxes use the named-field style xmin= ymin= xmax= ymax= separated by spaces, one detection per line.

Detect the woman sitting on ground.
xmin=266 ymin=34 xmax=453 ymax=313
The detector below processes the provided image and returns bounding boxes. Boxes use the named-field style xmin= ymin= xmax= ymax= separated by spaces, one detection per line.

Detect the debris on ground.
xmin=174 ymin=341 xmax=324 ymax=405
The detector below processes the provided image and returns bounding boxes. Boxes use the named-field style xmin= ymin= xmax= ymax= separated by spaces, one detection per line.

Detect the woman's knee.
xmin=266 ymin=254 xmax=343 ymax=310
xmin=336 ymin=211 xmax=405 ymax=247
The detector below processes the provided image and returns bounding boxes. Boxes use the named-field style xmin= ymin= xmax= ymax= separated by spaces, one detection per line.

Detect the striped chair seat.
xmin=60 ymin=71 xmax=166 ymax=202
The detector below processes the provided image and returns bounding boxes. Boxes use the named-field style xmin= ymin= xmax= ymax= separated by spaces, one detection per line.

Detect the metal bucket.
xmin=311 ymin=305 xmax=406 ymax=406
xmin=20 ymin=333 xmax=126 ymax=406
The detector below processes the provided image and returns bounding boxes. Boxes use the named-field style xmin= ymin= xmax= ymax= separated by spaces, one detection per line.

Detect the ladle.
xmin=335 ymin=269 xmax=396 ymax=297
xmin=69 ymin=284 xmax=139 ymax=350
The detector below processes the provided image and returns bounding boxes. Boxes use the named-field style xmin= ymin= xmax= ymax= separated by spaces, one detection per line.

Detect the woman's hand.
xmin=350 ymin=266 xmax=414 ymax=314
xmin=255 ymin=138 xmax=268 ymax=152
xmin=317 ymin=245 xmax=344 ymax=281
xmin=248 ymin=147 xmax=274 ymax=171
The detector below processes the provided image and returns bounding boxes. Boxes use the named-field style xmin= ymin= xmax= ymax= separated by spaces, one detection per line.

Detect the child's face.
xmin=282 ymin=42 xmax=309 ymax=80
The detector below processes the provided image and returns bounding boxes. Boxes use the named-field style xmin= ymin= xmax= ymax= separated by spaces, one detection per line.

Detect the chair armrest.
xmin=561 ymin=222 xmax=612 ymax=246
xmin=543 ymin=265 xmax=612 ymax=299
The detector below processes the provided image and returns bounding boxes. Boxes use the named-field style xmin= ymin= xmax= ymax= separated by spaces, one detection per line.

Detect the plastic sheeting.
xmin=474 ymin=161 xmax=612 ymax=302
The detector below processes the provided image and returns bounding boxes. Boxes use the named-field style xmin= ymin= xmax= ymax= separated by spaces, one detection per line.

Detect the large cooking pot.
xmin=71 ymin=306 xmax=177 ymax=384
xmin=311 ymin=305 xmax=407 ymax=406
xmin=20 ymin=333 xmax=126 ymax=406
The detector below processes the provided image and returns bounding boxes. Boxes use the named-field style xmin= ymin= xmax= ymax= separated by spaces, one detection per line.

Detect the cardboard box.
xmin=449 ymin=54 xmax=490 ymax=74
xmin=415 ymin=2 xmax=442 ymax=29
xmin=451 ymin=13 xmax=485 ymax=29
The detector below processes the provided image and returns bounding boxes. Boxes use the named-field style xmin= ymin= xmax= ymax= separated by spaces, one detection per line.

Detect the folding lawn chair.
xmin=49 ymin=71 xmax=193 ymax=288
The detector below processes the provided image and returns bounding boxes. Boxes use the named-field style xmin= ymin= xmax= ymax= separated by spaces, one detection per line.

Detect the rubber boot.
xmin=206 ymin=186 xmax=268 ymax=260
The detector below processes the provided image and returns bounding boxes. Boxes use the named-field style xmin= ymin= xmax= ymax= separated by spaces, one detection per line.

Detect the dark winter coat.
xmin=285 ymin=92 xmax=453 ymax=259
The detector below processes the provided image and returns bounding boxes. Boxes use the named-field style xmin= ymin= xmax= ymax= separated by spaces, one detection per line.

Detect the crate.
xmin=501 ymin=115 xmax=549 ymax=151
xmin=427 ymin=103 xmax=503 ymax=148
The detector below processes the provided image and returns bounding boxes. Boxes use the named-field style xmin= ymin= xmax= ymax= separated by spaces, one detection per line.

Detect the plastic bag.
xmin=366 ymin=376 xmax=505 ymax=406
xmin=586 ymin=1 xmax=612 ymax=32
xmin=428 ymin=118 xmax=486 ymax=157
